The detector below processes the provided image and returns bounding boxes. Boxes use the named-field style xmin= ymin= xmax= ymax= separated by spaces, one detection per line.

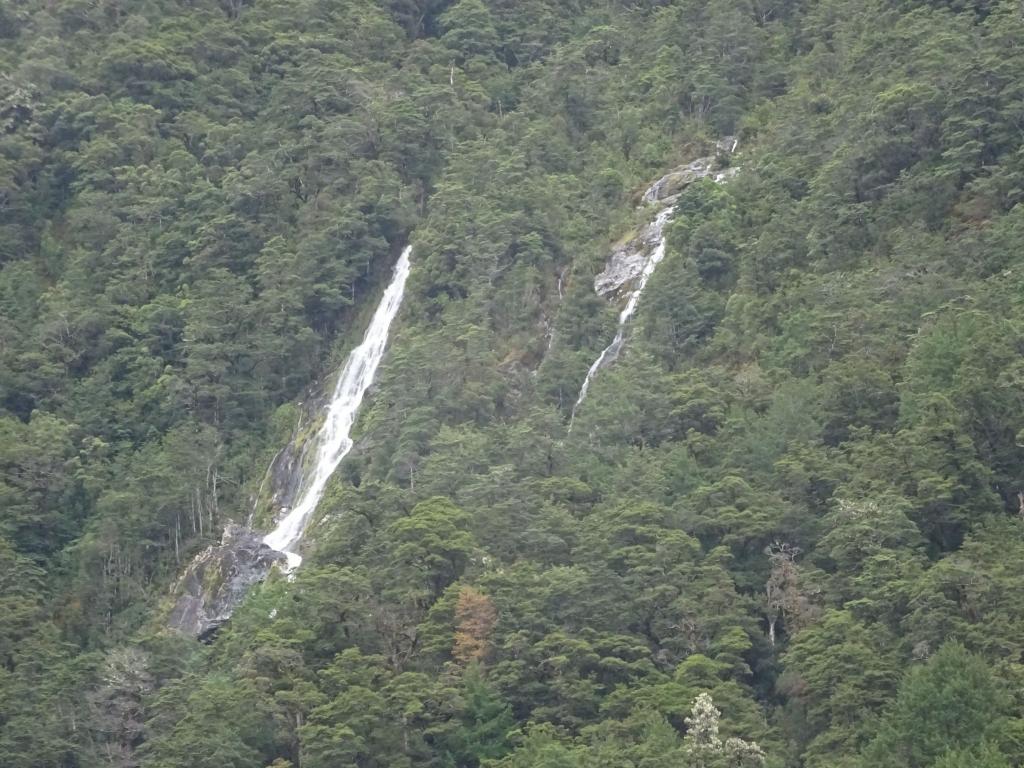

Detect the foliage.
xmin=5 ymin=1 xmax=1024 ymax=767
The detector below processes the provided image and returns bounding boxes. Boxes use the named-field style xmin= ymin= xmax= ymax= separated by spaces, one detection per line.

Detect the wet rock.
xmin=594 ymin=210 xmax=674 ymax=297
xmin=716 ymin=135 xmax=739 ymax=155
xmin=263 ymin=434 xmax=313 ymax=521
xmin=252 ymin=384 xmax=331 ymax=527
xmin=597 ymin=142 xmax=740 ymax=297
xmin=713 ymin=166 xmax=740 ymax=183
xmin=167 ymin=524 xmax=285 ymax=640
xmin=640 ymin=156 xmax=717 ymax=204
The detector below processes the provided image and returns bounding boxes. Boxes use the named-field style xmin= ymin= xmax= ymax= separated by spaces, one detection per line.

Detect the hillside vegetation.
xmin=4 ymin=1 xmax=1024 ymax=766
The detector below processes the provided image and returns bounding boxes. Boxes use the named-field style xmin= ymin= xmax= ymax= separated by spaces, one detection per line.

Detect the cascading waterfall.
xmin=264 ymin=246 xmax=412 ymax=570
xmin=570 ymin=143 xmax=738 ymax=429
xmin=569 ymin=208 xmax=673 ymax=429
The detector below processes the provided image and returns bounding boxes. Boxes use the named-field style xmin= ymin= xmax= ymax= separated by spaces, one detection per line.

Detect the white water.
xmin=569 ymin=144 xmax=740 ymax=428
xmin=569 ymin=208 xmax=673 ymax=429
xmin=264 ymin=246 xmax=413 ymax=570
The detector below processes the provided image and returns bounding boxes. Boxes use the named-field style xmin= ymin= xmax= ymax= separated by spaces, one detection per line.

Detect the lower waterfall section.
xmin=167 ymin=246 xmax=413 ymax=636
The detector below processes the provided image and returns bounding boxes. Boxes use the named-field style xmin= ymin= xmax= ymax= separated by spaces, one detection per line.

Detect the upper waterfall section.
xmin=594 ymin=142 xmax=738 ymax=300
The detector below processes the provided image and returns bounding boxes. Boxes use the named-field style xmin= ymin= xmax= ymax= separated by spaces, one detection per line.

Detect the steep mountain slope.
xmin=4 ymin=1 xmax=1024 ymax=767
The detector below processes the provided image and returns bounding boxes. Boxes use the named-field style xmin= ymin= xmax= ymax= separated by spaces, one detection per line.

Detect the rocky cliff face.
xmin=167 ymin=524 xmax=285 ymax=640
xmin=250 ymin=381 xmax=333 ymax=529
xmin=640 ymin=156 xmax=716 ymax=204
xmin=594 ymin=140 xmax=737 ymax=298
xmin=165 ymin=401 xmax=317 ymax=640
xmin=594 ymin=211 xmax=674 ymax=298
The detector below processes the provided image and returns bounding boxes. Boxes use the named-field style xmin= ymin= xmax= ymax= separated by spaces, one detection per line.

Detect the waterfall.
xmin=569 ymin=208 xmax=673 ymax=429
xmin=570 ymin=142 xmax=739 ymax=428
xmin=264 ymin=246 xmax=413 ymax=570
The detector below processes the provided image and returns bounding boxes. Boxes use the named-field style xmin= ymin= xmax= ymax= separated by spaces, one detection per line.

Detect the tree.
xmin=492 ymin=724 xmax=581 ymax=768
xmin=781 ymin=610 xmax=900 ymax=764
xmin=763 ymin=541 xmax=818 ymax=646
xmin=86 ymin=648 xmax=153 ymax=768
xmin=863 ymin=642 xmax=1015 ymax=768
xmin=141 ymin=675 xmax=275 ymax=768
xmin=384 ymin=496 xmax=476 ymax=604
xmin=453 ymin=586 xmax=498 ymax=665
xmin=683 ymin=693 xmax=766 ymax=768
xmin=442 ymin=668 xmax=515 ymax=767
xmin=440 ymin=0 xmax=499 ymax=62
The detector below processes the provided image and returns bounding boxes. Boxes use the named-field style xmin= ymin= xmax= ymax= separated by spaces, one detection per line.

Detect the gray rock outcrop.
xmin=595 ymin=139 xmax=738 ymax=298
xmin=640 ymin=156 xmax=716 ymax=204
xmin=594 ymin=212 xmax=674 ymax=297
xmin=167 ymin=524 xmax=285 ymax=640
xmin=249 ymin=383 xmax=331 ymax=528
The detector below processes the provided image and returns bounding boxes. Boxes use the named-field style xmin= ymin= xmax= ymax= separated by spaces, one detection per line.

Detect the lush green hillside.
xmin=4 ymin=0 xmax=1024 ymax=766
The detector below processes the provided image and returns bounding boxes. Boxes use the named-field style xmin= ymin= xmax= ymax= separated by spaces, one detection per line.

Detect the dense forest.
xmin=4 ymin=0 xmax=1024 ymax=765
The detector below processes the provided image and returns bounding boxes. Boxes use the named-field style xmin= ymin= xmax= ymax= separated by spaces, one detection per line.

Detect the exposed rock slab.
xmin=594 ymin=209 xmax=675 ymax=297
xmin=250 ymin=382 xmax=331 ymax=528
xmin=595 ymin=140 xmax=738 ymax=298
xmin=167 ymin=524 xmax=284 ymax=640
xmin=640 ymin=156 xmax=717 ymax=204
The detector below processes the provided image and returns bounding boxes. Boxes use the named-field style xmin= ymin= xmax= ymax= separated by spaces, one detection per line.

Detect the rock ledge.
xmin=167 ymin=524 xmax=284 ymax=640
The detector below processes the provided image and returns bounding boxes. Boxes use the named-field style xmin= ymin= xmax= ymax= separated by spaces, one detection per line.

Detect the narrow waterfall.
xmin=569 ymin=208 xmax=673 ymax=429
xmin=264 ymin=246 xmax=413 ymax=570
xmin=570 ymin=143 xmax=738 ymax=429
